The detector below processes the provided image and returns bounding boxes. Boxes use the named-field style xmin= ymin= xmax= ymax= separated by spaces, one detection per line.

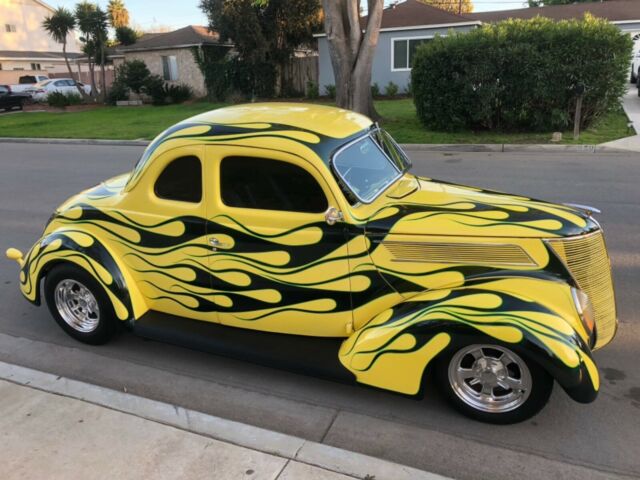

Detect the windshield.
xmin=332 ymin=132 xmax=404 ymax=204
xmin=35 ymin=80 xmax=51 ymax=87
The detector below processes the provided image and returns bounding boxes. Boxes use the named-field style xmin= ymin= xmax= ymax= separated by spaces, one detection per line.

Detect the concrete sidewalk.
xmin=0 ymin=362 xmax=450 ymax=480
xmin=600 ymin=86 xmax=640 ymax=152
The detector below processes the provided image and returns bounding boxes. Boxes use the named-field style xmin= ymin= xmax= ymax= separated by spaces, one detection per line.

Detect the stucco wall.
xmin=0 ymin=0 xmax=81 ymax=53
xmin=115 ymin=47 xmax=207 ymax=97
xmin=318 ymin=25 xmax=476 ymax=94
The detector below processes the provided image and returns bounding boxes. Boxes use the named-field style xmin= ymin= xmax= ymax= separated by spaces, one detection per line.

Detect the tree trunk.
xmin=88 ymin=60 xmax=97 ymax=100
xmin=99 ymin=41 xmax=107 ymax=103
xmin=63 ymin=41 xmax=89 ymax=100
xmin=322 ymin=0 xmax=384 ymax=119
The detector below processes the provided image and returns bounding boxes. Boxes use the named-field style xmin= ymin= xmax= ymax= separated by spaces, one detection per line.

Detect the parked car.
xmin=6 ymin=104 xmax=617 ymax=424
xmin=28 ymin=78 xmax=91 ymax=102
xmin=631 ymin=51 xmax=640 ymax=83
xmin=9 ymin=74 xmax=50 ymax=93
xmin=0 ymin=84 xmax=32 ymax=111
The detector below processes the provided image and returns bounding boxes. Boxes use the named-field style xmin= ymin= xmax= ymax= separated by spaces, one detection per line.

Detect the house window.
xmin=161 ymin=55 xmax=178 ymax=81
xmin=5 ymin=24 xmax=17 ymax=33
xmin=31 ymin=63 xmax=42 ymax=71
xmin=392 ymin=37 xmax=432 ymax=71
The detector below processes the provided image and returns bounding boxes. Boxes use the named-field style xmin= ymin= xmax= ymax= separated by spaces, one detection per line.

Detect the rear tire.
xmin=435 ymin=342 xmax=553 ymax=424
xmin=44 ymin=263 xmax=119 ymax=345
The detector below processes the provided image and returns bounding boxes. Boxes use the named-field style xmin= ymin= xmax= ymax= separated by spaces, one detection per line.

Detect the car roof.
xmin=185 ymin=103 xmax=373 ymax=139
xmin=126 ymin=103 xmax=374 ymax=190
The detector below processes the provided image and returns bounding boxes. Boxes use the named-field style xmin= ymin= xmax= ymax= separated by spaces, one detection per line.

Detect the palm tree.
xmin=108 ymin=0 xmax=130 ymax=28
xmin=75 ymin=2 xmax=110 ymax=102
xmin=42 ymin=8 xmax=87 ymax=99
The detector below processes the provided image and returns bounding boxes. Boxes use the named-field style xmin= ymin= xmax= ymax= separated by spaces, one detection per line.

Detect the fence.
xmin=282 ymin=56 xmax=318 ymax=95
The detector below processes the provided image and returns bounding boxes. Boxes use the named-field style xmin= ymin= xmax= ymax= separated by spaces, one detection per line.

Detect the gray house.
xmin=316 ymin=0 xmax=640 ymax=95
xmin=315 ymin=0 xmax=480 ymax=93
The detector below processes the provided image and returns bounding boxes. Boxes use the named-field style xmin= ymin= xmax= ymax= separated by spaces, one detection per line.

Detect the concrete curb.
xmin=0 ymin=361 xmax=450 ymax=480
xmin=0 ymin=137 xmax=635 ymax=153
xmin=0 ymin=137 xmax=149 ymax=147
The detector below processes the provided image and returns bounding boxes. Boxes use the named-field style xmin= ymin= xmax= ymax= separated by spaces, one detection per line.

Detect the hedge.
xmin=411 ymin=15 xmax=633 ymax=132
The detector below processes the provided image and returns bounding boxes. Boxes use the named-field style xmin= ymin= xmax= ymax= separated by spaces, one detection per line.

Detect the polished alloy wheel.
xmin=54 ymin=279 xmax=100 ymax=333
xmin=448 ymin=344 xmax=532 ymax=413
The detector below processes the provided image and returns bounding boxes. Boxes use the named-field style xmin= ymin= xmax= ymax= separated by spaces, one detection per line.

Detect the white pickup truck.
xmin=10 ymin=75 xmax=50 ymax=93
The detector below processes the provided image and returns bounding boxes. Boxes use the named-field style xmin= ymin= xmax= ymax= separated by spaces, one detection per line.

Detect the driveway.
xmin=0 ymin=142 xmax=638 ymax=480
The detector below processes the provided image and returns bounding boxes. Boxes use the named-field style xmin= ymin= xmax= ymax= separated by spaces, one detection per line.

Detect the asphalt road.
xmin=0 ymin=142 xmax=639 ymax=480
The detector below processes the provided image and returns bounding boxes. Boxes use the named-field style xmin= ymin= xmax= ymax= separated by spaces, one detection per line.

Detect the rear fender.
xmin=18 ymin=228 xmax=147 ymax=322
xmin=340 ymin=282 xmax=599 ymax=402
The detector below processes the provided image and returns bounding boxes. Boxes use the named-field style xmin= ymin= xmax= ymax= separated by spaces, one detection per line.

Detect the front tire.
xmin=44 ymin=264 xmax=119 ymax=345
xmin=436 ymin=343 xmax=553 ymax=424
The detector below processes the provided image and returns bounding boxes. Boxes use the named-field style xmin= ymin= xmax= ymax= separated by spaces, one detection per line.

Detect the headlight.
xmin=571 ymin=287 xmax=596 ymax=343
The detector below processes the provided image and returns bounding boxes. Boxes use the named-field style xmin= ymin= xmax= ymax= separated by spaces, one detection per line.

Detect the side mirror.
xmin=324 ymin=206 xmax=343 ymax=226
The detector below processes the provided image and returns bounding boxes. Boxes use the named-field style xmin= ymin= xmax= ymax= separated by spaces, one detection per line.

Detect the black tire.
xmin=44 ymin=263 xmax=120 ymax=345
xmin=631 ymin=72 xmax=636 ymax=84
xmin=17 ymin=99 xmax=25 ymax=110
xmin=435 ymin=342 xmax=553 ymax=424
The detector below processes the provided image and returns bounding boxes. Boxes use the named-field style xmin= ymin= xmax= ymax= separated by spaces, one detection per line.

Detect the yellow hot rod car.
xmin=7 ymin=103 xmax=617 ymax=423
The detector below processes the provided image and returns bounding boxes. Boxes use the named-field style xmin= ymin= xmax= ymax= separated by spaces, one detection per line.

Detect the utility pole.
xmin=458 ymin=0 xmax=462 ymax=15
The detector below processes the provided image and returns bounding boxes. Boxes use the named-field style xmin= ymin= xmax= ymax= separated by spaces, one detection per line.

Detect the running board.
xmin=133 ymin=311 xmax=355 ymax=383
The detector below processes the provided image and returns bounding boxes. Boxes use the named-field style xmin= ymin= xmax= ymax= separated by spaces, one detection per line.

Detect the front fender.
xmin=339 ymin=278 xmax=599 ymax=402
xmin=18 ymin=228 xmax=147 ymax=322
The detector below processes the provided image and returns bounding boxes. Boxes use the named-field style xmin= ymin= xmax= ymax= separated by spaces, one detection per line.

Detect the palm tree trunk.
xmin=63 ymin=41 xmax=88 ymax=99
xmin=100 ymin=41 xmax=107 ymax=103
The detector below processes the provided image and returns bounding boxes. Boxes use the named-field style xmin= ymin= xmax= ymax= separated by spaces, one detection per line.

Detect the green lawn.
xmin=0 ymin=98 xmax=632 ymax=144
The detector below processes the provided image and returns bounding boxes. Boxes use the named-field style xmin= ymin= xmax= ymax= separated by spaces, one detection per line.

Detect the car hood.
xmin=56 ymin=172 xmax=131 ymax=213
xmin=362 ymin=175 xmax=598 ymax=239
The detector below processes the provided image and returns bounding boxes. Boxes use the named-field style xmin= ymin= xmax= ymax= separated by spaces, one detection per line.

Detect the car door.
xmin=205 ymin=146 xmax=353 ymax=337
xmin=0 ymin=85 xmax=9 ymax=108
xmin=117 ymin=145 xmax=218 ymax=323
xmin=51 ymin=80 xmax=67 ymax=95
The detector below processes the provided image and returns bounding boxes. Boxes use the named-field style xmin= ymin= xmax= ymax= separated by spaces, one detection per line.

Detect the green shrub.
xmin=324 ymin=84 xmax=336 ymax=99
xmin=384 ymin=81 xmax=399 ymax=98
xmin=412 ymin=15 xmax=633 ymax=131
xmin=306 ymin=80 xmax=319 ymax=99
xmin=165 ymin=83 xmax=193 ymax=104
xmin=371 ymin=83 xmax=380 ymax=98
xmin=143 ymin=74 xmax=167 ymax=105
xmin=47 ymin=91 xmax=82 ymax=108
xmin=119 ymin=60 xmax=151 ymax=94
xmin=107 ymin=79 xmax=129 ymax=104
xmin=405 ymin=81 xmax=412 ymax=96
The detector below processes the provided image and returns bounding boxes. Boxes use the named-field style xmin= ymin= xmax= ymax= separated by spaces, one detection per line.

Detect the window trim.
xmin=153 ymin=155 xmax=203 ymax=204
xmin=331 ymin=129 xmax=404 ymax=205
xmin=390 ymin=35 xmax=435 ymax=72
xmin=219 ymin=155 xmax=329 ymax=214
xmin=161 ymin=55 xmax=178 ymax=81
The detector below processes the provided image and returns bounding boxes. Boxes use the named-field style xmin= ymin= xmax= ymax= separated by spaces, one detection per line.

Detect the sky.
xmin=50 ymin=0 xmax=529 ymax=31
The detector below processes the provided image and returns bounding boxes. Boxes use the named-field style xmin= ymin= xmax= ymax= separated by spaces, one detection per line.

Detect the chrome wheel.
xmin=448 ymin=344 xmax=532 ymax=413
xmin=54 ymin=279 xmax=100 ymax=333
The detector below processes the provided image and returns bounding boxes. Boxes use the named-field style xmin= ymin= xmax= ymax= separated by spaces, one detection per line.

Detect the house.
xmin=0 ymin=0 xmax=83 ymax=83
xmin=315 ymin=0 xmax=481 ymax=93
xmin=316 ymin=0 xmax=640 ymax=94
xmin=113 ymin=26 xmax=232 ymax=97
xmin=467 ymin=0 xmax=640 ymax=38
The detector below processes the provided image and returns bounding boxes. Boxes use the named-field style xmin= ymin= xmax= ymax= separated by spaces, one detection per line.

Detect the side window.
xmin=220 ymin=156 xmax=328 ymax=213
xmin=155 ymin=155 xmax=202 ymax=203
xmin=54 ymin=80 xmax=66 ymax=87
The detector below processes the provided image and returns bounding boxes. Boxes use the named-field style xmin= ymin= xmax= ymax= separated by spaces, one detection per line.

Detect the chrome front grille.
xmin=548 ymin=230 xmax=617 ymax=349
